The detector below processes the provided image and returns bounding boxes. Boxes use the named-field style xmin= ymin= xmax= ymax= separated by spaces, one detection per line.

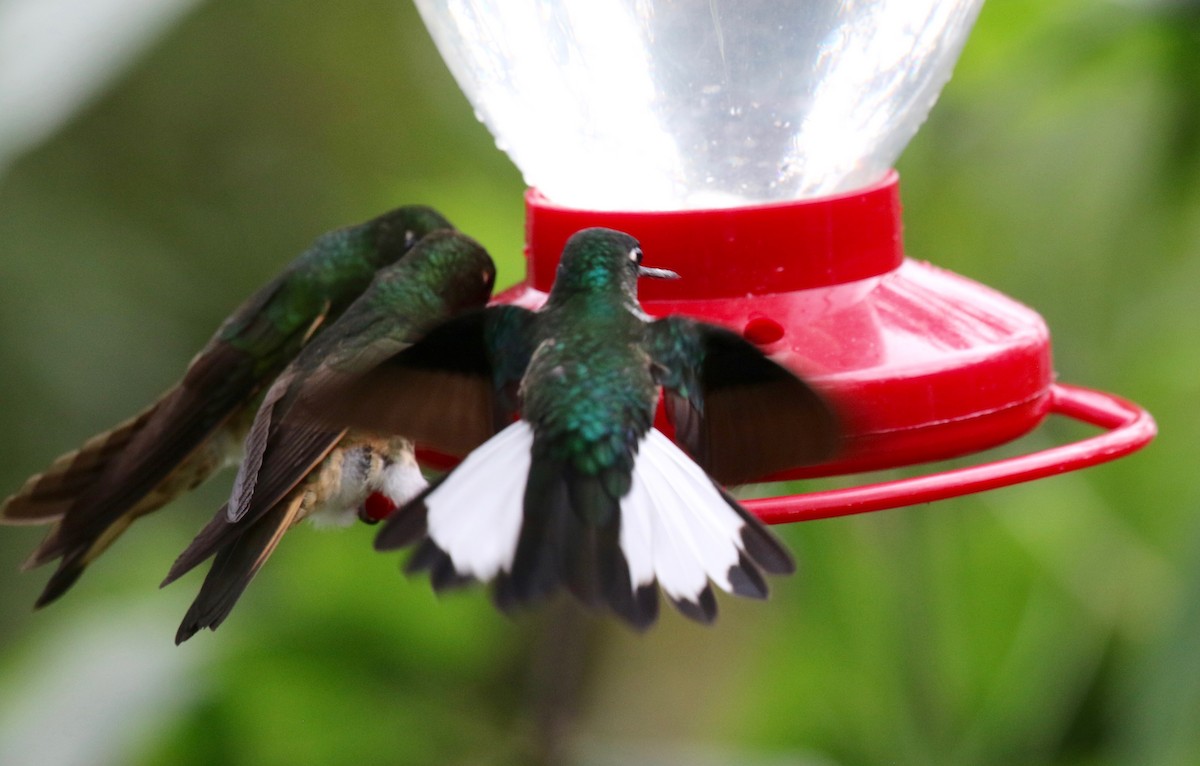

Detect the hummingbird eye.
xmin=629 ymin=247 xmax=643 ymax=265
xmin=403 ymin=229 xmax=417 ymax=248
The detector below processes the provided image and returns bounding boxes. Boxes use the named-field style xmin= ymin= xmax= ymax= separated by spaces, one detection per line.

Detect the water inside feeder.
xmin=414 ymin=0 xmax=984 ymax=210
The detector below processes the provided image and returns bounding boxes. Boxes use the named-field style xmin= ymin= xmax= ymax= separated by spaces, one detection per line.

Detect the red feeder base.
xmin=488 ymin=171 xmax=1155 ymax=516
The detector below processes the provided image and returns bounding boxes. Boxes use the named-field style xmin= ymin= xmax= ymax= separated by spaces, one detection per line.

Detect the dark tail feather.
xmin=381 ymin=445 xmax=660 ymax=629
xmin=405 ymin=539 xmax=475 ymax=592
xmin=374 ymin=482 xmax=436 ymax=551
xmin=30 ymin=514 xmax=138 ymax=605
xmin=726 ymin=553 xmax=769 ymax=599
xmin=604 ymin=559 xmax=659 ymax=630
xmin=503 ymin=459 xmax=656 ymax=628
xmin=162 ymin=503 xmax=238 ymax=587
xmin=719 ymin=485 xmax=796 ymax=576
xmin=175 ymin=498 xmax=298 ymax=644
xmin=669 ymin=585 xmax=718 ymax=624
xmin=563 ymin=514 xmax=607 ymax=608
xmin=504 ymin=457 xmax=571 ymax=606
xmin=404 ymin=538 xmax=443 ymax=574
xmin=32 ymin=550 xmax=89 ymax=609
xmin=22 ymin=525 xmax=65 ymax=571
xmin=2 ymin=404 xmax=159 ymax=526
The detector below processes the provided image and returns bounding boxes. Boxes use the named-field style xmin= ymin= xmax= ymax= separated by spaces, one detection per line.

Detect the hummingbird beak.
xmin=638 ymin=265 xmax=680 ymax=280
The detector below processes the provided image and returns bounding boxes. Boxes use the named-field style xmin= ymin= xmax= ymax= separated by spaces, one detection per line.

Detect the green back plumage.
xmin=522 ymin=229 xmax=657 ymax=504
xmin=297 ymin=229 xmax=497 ymax=377
xmin=217 ymin=205 xmax=453 ymax=372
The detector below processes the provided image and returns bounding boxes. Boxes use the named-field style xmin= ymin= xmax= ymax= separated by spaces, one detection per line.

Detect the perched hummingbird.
xmin=162 ymin=230 xmax=496 ymax=643
xmin=1 ymin=205 xmax=454 ymax=608
xmin=314 ymin=227 xmax=838 ymax=627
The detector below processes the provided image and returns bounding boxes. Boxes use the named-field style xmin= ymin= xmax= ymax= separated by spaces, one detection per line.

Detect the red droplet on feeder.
xmin=743 ymin=316 xmax=786 ymax=346
xmin=361 ymin=492 xmax=398 ymax=523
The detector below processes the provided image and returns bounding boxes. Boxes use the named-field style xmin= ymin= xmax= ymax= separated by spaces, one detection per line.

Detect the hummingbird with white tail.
xmin=161 ymin=230 xmax=496 ymax=643
xmin=0 ymin=205 xmax=454 ymax=608
xmin=311 ymin=227 xmax=838 ymax=627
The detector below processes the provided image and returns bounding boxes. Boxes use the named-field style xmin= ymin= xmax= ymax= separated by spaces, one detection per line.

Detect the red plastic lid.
xmin=525 ymin=171 xmax=904 ymax=300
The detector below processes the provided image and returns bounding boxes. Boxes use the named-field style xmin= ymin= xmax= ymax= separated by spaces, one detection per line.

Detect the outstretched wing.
xmin=647 ymin=317 xmax=839 ymax=485
xmin=301 ymin=305 xmax=537 ymax=456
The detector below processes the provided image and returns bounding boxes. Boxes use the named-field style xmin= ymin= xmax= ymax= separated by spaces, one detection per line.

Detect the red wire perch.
xmin=748 ymin=383 xmax=1157 ymax=525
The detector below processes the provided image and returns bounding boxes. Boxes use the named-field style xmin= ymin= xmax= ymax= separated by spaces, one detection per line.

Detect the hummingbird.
xmin=161 ymin=230 xmax=496 ymax=643
xmin=1 ymin=205 xmax=454 ymax=608
xmin=312 ymin=227 xmax=838 ymax=627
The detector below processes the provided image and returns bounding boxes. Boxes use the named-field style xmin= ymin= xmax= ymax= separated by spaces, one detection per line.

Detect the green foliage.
xmin=2 ymin=1 xmax=1198 ymax=764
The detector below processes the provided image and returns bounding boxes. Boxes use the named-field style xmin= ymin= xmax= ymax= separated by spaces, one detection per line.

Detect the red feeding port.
xmin=361 ymin=492 xmax=398 ymax=524
xmin=490 ymin=172 xmax=1156 ymax=519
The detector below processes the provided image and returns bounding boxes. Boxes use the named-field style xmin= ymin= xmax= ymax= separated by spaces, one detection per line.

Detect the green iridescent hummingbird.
xmin=1 ymin=205 xmax=454 ymax=608
xmin=311 ymin=227 xmax=839 ymax=628
xmin=161 ymin=230 xmax=496 ymax=643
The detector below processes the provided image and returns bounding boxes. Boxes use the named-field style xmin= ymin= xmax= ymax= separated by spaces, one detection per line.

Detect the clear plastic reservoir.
xmin=413 ymin=0 xmax=984 ymax=210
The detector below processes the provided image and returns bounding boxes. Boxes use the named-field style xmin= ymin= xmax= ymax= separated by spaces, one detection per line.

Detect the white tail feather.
xmin=619 ymin=476 xmax=656 ymax=587
xmin=622 ymin=429 xmax=744 ymax=600
xmin=425 ymin=421 xmax=531 ymax=581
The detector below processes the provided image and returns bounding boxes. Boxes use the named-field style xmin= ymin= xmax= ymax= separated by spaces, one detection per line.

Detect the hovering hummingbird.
xmin=162 ymin=230 xmax=496 ymax=643
xmin=1 ymin=205 xmax=454 ymax=608
xmin=312 ymin=227 xmax=838 ymax=627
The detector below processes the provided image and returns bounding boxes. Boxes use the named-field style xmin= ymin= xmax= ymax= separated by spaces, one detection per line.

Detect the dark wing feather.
xmin=302 ymin=307 xmax=536 ymax=456
xmin=484 ymin=306 xmax=539 ymax=428
xmin=228 ymin=371 xmax=293 ymax=522
xmin=235 ymin=423 xmax=343 ymax=525
xmin=648 ymin=318 xmax=839 ymax=485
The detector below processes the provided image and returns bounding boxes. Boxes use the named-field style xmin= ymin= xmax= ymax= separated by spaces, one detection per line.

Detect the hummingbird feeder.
xmin=412 ymin=0 xmax=1155 ymax=522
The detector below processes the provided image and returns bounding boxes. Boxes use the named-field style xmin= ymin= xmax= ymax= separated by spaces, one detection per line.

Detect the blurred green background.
xmin=1 ymin=0 xmax=1198 ymax=764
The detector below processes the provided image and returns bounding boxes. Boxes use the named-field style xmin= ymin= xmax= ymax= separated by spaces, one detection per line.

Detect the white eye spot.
xmin=629 ymin=247 xmax=643 ymax=264
xmin=404 ymin=229 xmax=417 ymax=248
